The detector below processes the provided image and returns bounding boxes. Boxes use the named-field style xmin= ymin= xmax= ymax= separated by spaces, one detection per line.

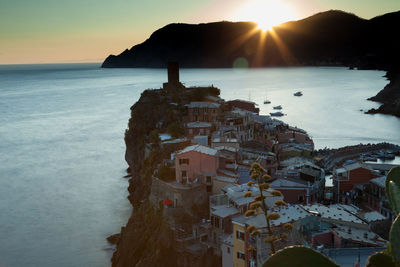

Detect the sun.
xmin=257 ymin=22 xmax=274 ymax=32
xmin=232 ymin=0 xmax=296 ymax=31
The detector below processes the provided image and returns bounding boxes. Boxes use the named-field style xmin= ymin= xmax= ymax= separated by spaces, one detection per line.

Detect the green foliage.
xmin=149 ymin=129 xmax=160 ymax=146
xmin=186 ymin=86 xmax=220 ymax=101
xmin=367 ymin=252 xmax=397 ymax=267
xmin=385 ymin=166 xmax=400 ymax=264
xmin=166 ymin=122 xmax=184 ymax=138
xmin=262 ymin=246 xmax=339 ymax=267
xmin=386 ymin=167 xmax=400 ymax=215
xmin=157 ymin=164 xmax=175 ymax=182
xmin=390 ymin=216 xmax=400 ymax=263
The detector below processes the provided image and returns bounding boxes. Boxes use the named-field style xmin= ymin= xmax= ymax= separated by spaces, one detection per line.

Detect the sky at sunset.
xmin=0 ymin=0 xmax=399 ymax=64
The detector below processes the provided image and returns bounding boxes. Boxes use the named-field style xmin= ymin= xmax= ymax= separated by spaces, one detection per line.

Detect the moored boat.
xmin=294 ymin=91 xmax=303 ymax=96
xmin=270 ymin=111 xmax=284 ymax=117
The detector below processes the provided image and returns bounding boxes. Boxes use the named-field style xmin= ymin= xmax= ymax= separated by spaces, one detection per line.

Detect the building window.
xmin=188 ymin=129 xmax=193 ymax=135
xmin=179 ymin=158 xmax=189 ymax=165
xmin=181 ymin=171 xmax=187 ymax=178
xmin=203 ymin=115 xmax=208 ymax=121
xmin=236 ymin=230 xmax=245 ymax=241
xmin=194 ymin=107 xmax=199 ymax=114
xmin=237 ymin=251 xmax=245 ymax=260
xmin=206 ymin=176 xmax=212 ymax=183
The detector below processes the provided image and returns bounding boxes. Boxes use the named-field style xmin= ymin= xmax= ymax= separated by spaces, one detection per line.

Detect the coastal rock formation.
xmin=367 ymin=70 xmax=400 ymax=117
xmin=112 ymin=84 xmax=220 ymax=267
xmin=102 ymin=10 xmax=400 ymax=70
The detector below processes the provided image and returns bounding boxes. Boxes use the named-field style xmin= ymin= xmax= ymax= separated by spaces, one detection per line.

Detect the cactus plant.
xmin=367 ymin=252 xmax=396 ymax=267
xmin=390 ymin=216 xmax=400 ymax=263
xmin=244 ymin=162 xmax=291 ymax=255
xmin=386 ymin=167 xmax=400 ymax=215
xmin=385 ymin=166 xmax=400 ymax=265
xmin=262 ymin=246 xmax=339 ymax=267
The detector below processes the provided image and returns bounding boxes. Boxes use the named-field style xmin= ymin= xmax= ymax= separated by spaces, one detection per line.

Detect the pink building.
xmin=175 ymin=145 xmax=219 ymax=184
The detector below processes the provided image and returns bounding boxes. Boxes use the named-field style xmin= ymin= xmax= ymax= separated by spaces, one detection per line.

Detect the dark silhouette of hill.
xmin=102 ymin=10 xmax=400 ymax=69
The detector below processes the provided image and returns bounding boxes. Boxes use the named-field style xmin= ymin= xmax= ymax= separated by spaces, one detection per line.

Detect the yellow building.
xmin=232 ymin=222 xmax=247 ymax=267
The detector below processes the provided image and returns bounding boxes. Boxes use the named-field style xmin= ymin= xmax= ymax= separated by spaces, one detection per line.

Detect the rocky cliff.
xmin=367 ymin=69 xmax=400 ymax=117
xmin=111 ymin=85 xmax=220 ymax=267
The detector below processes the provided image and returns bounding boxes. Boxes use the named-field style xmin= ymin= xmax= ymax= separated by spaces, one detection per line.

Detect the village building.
xmin=277 ymin=143 xmax=313 ymax=161
xmin=186 ymin=101 xmax=221 ymax=123
xmin=226 ymin=99 xmax=259 ymax=114
xmin=311 ymin=225 xmax=386 ymax=249
xmin=301 ymin=204 xmax=368 ymax=229
xmin=270 ymin=177 xmax=321 ymax=204
xmin=277 ymin=128 xmax=314 ymax=147
xmin=185 ymin=121 xmax=213 ymax=138
xmin=365 ymin=176 xmax=394 ymax=219
xmin=175 ymin=144 xmax=219 ymax=186
xmin=231 ymin=205 xmax=310 ymax=267
xmin=332 ymin=162 xmax=380 ymax=204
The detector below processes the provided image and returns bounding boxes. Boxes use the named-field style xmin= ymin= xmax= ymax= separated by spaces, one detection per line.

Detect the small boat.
xmin=360 ymin=154 xmax=378 ymax=162
xmin=270 ymin=111 xmax=284 ymax=117
xmin=264 ymin=100 xmax=271 ymax=104
xmin=376 ymin=151 xmax=395 ymax=160
xmin=294 ymin=91 xmax=303 ymax=96
xmin=273 ymin=105 xmax=282 ymax=110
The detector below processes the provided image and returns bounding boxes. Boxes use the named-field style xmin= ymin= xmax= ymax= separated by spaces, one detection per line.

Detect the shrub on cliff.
xmin=187 ymin=86 xmax=220 ymax=101
xmin=167 ymin=122 xmax=184 ymax=138
xmin=157 ymin=164 xmax=175 ymax=182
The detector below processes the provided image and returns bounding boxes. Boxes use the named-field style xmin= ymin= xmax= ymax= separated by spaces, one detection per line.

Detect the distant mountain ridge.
xmin=102 ymin=10 xmax=400 ymax=69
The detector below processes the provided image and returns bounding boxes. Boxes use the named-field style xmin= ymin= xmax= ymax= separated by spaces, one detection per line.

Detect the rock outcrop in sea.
xmin=367 ymin=69 xmax=400 ymax=118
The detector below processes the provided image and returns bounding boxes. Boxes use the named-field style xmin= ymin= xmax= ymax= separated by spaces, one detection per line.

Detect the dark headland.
xmin=102 ymin=9 xmax=400 ymax=117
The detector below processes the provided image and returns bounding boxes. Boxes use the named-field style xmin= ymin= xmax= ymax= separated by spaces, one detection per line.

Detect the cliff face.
xmin=111 ymin=203 xmax=177 ymax=267
xmin=367 ymin=69 xmax=400 ymax=117
xmin=112 ymin=85 xmax=220 ymax=267
xmin=102 ymin=10 xmax=400 ymax=70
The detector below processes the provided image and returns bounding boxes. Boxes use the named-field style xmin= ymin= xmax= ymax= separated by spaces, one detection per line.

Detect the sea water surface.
xmin=1 ymin=63 xmax=400 ymax=267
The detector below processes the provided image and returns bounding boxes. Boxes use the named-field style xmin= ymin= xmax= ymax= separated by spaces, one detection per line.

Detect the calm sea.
xmin=1 ymin=63 xmax=399 ymax=267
